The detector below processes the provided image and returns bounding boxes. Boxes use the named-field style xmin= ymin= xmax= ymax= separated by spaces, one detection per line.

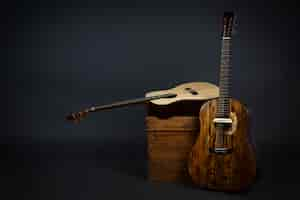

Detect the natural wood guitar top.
xmin=145 ymin=82 xmax=219 ymax=105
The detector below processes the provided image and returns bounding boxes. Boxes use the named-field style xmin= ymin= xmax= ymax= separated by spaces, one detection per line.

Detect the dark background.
xmin=5 ymin=0 xmax=300 ymax=199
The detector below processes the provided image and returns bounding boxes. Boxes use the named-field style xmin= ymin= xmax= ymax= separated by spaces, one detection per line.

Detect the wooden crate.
xmin=145 ymin=101 xmax=204 ymax=183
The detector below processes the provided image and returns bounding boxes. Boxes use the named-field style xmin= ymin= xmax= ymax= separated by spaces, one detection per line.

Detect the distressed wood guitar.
xmin=188 ymin=12 xmax=256 ymax=192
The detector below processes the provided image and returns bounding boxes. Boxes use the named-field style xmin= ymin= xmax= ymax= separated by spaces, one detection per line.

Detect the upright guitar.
xmin=188 ymin=12 xmax=256 ymax=191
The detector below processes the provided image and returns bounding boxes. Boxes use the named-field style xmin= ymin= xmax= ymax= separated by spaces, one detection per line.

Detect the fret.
xmin=220 ymin=63 xmax=232 ymax=65
xmin=219 ymin=70 xmax=232 ymax=72
xmin=220 ymin=77 xmax=231 ymax=79
xmin=220 ymin=66 xmax=231 ymax=68
xmin=218 ymin=104 xmax=230 ymax=106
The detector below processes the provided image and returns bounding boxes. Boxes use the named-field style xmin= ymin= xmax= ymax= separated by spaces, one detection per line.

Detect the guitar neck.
xmin=216 ymin=12 xmax=234 ymax=118
xmin=65 ymin=93 xmax=177 ymax=123
xmin=87 ymin=93 xmax=176 ymax=113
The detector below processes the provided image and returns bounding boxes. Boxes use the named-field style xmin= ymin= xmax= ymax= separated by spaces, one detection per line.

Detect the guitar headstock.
xmin=222 ymin=12 xmax=235 ymax=38
xmin=65 ymin=110 xmax=88 ymax=124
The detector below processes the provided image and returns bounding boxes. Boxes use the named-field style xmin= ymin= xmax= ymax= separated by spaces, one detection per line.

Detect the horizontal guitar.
xmin=65 ymin=82 xmax=219 ymax=123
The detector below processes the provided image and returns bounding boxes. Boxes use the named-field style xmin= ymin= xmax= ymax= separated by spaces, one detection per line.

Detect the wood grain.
xmin=188 ymin=99 xmax=256 ymax=191
xmin=146 ymin=116 xmax=198 ymax=183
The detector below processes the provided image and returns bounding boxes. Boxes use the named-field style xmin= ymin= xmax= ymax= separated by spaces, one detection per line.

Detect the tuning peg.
xmin=65 ymin=111 xmax=88 ymax=124
xmin=234 ymin=15 xmax=238 ymax=26
xmin=232 ymin=15 xmax=238 ymax=36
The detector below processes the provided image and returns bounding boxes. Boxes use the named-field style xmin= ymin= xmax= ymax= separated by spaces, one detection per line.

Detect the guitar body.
xmin=188 ymin=99 xmax=256 ymax=192
xmin=146 ymin=82 xmax=219 ymax=105
xmin=66 ymin=82 xmax=219 ymax=123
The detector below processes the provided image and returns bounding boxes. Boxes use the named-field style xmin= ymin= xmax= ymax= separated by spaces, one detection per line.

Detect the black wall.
xmin=5 ymin=0 xmax=300 ymax=199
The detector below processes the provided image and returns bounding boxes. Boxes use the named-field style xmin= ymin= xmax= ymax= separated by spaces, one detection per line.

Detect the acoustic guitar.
xmin=188 ymin=12 xmax=256 ymax=191
xmin=66 ymin=82 xmax=219 ymax=123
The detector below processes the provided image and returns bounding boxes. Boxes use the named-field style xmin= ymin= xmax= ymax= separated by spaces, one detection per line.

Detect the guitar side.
xmin=188 ymin=99 xmax=256 ymax=192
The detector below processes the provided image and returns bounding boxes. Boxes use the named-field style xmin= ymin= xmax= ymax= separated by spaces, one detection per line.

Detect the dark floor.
xmin=2 ymin=137 xmax=300 ymax=200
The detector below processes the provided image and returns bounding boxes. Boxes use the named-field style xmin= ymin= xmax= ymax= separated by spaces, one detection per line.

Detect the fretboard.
xmin=216 ymin=37 xmax=232 ymax=118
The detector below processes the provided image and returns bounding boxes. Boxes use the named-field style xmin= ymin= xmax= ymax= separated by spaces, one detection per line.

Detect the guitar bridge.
xmin=213 ymin=118 xmax=232 ymax=124
xmin=209 ymin=147 xmax=233 ymax=154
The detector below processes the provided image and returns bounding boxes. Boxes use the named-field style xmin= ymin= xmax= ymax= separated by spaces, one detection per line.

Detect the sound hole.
xmin=164 ymin=93 xmax=177 ymax=98
xmin=185 ymin=88 xmax=198 ymax=95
